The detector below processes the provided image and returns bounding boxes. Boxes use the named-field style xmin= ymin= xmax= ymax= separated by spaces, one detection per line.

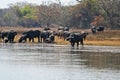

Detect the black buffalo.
xmin=1 ymin=30 xmax=10 ymax=41
xmin=91 ymin=27 xmax=96 ymax=34
xmin=40 ymin=30 xmax=55 ymax=43
xmin=63 ymin=31 xmax=71 ymax=40
xmin=19 ymin=30 xmax=41 ymax=43
xmin=66 ymin=32 xmax=88 ymax=47
xmin=18 ymin=34 xmax=28 ymax=43
xmin=91 ymin=26 xmax=104 ymax=34
xmin=40 ymin=30 xmax=50 ymax=42
xmin=96 ymin=26 xmax=104 ymax=32
xmin=1 ymin=30 xmax=17 ymax=43
xmin=45 ymin=34 xmax=55 ymax=43
xmin=7 ymin=31 xmax=17 ymax=42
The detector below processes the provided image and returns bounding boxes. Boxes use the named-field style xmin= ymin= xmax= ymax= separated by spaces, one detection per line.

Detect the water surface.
xmin=0 ymin=43 xmax=120 ymax=80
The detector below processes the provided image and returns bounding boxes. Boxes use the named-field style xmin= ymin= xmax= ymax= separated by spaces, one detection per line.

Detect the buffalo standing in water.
xmin=1 ymin=30 xmax=17 ymax=43
xmin=45 ymin=34 xmax=55 ymax=43
xmin=19 ymin=30 xmax=41 ymax=43
xmin=66 ymin=32 xmax=88 ymax=47
xmin=40 ymin=30 xmax=50 ymax=43
xmin=18 ymin=34 xmax=28 ymax=43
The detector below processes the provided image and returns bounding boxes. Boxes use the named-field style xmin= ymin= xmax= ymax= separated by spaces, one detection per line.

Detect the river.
xmin=0 ymin=43 xmax=120 ymax=80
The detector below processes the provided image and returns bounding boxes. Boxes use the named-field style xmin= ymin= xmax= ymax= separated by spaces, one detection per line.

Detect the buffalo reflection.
xmin=69 ymin=50 xmax=120 ymax=70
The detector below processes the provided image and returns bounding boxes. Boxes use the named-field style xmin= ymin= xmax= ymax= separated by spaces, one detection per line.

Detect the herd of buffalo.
xmin=0 ymin=26 xmax=104 ymax=47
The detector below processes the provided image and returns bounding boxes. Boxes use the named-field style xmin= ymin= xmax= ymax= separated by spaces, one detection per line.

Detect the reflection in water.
xmin=0 ymin=43 xmax=120 ymax=69
xmin=0 ymin=43 xmax=120 ymax=80
xmin=69 ymin=50 xmax=120 ymax=69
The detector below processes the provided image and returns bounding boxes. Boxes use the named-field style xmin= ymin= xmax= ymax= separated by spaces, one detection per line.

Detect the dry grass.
xmin=0 ymin=27 xmax=120 ymax=46
xmin=55 ymin=37 xmax=69 ymax=45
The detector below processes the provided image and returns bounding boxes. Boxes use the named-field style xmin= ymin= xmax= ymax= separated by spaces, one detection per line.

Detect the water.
xmin=0 ymin=43 xmax=120 ymax=80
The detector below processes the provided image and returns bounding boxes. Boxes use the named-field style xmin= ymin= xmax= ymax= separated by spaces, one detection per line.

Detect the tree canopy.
xmin=0 ymin=0 xmax=119 ymax=29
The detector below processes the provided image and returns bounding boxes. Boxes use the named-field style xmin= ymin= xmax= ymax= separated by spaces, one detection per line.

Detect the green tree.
xmin=12 ymin=2 xmax=40 ymax=27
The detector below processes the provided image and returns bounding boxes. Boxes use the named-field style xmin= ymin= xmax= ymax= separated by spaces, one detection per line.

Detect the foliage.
xmin=97 ymin=0 xmax=120 ymax=29
xmin=69 ymin=0 xmax=105 ymax=28
xmin=36 ymin=3 xmax=62 ymax=26
xmin=12 ymin=4 xmax=39 ymax=27
xmin=0 ymin=1 xmax=119 ymax=29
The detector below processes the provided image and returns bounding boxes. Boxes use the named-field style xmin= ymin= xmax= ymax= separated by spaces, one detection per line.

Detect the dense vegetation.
xmin=0 ymin=0 xmax=119 ymax=29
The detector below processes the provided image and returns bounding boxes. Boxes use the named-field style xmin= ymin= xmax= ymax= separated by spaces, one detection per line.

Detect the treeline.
xmin=0 ymin=0 xmax=119 ymax=29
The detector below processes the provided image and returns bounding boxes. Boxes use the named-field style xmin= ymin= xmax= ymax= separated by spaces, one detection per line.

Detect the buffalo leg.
xmin=77 ymin=42 xmax=79 ymax=47
xmin=32 ymin=38 xmax=34 ymax=42
xmin=38 ymin=37 xmax=40 ymax=42
xmin=80 ymin=39 xmax=84 ymax=45
xmin=71 ymin=42 xmax=75 ymax=47
xmin=29 ymin=38 xmax=31 ymax=42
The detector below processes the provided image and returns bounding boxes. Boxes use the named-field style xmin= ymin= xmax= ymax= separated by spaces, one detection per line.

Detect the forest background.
xmin=0 ymin=0 xmax=119 ymax=29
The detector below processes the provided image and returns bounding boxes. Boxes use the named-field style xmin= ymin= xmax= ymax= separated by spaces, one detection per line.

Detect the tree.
xmin=12 ymin=3 xmax=40 ymax=27
xmin=36 ymin=2 xmax=62 ymax=27
xmin=69 ymin=0 xmax=101 ymax=28
xmin=98 ymin=0 xmax=120 ymax=29
xmin=0 ymin=8 xmax=19 ymax=26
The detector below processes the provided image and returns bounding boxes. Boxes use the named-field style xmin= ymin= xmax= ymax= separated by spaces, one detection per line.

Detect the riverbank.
xmin=55 ymin=30 xmax=120 ymax=46
xmin=0 ymin=27 xmax=120 ymax=46
xmin=55 ymin=37 xmax=120 ymax=46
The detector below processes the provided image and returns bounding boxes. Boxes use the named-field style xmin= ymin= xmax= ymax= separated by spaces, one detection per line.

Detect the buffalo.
xmin=97 ymin=26 xmax=104 ymax=32
xmin=91 ymin=26 xmax=96 ymax=34
xmin=19 ymin=30 xmax=41 ymax=43
xmin=56 ymin=26 xmax=70 ymax=39
xmin=91 ymin=26 xmax=104 ymax=34
xmin=18 ymin=34 xmax=28 ymax=43
xmin=1 ymin=30 xmax=17 ymax=43
xmin=45 ymin=34 xmax=55 ymax=43
xmin=66 ymin=32 xmax=88 ymax=47
xmin=40 ymin=30 xmax=51 ymax=42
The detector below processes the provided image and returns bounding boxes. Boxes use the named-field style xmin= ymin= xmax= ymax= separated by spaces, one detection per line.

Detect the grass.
xmin=0 ymin=27 xmax=120 ymax=46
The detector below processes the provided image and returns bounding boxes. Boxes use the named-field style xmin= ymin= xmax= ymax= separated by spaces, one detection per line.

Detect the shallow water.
xmin=0 ymin=43 xmax=120 ymax=80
